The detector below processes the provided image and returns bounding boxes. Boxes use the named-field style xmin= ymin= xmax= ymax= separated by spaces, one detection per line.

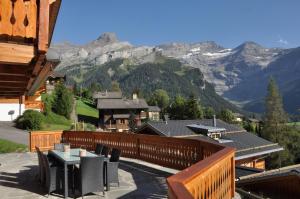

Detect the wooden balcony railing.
xmin=29 ymin=130 xmax=235 ymax=198
xmin=29 ymin=130 xmax=63 ymax=152
xmin=25 ymin=100 xmax=44 ymax=110
xmin=0 ymin=0 xmax=37 ymax=40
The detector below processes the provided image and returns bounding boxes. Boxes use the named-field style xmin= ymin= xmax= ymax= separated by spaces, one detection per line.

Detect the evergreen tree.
xmin=168 ymin=95 xmax=186 ymax=119
xmin=111 ymin=81 xmax=121 ymax=92
xmin=52 ymin=83 xmax=74 ymax=119
xmin=262 ymin=78 xmax=290 ymax=168
xmin=204 ymin=107 xmax=215 ymax=119
xmin=148 ymin=89 xmax=170 ymax=113
xmin=42 ymin=94 xmax=52 ymax=116
xmin=185 ymin=93 xmax=203 ymax=119
xmin=219 ymin=109 xmax=234 ymax=123
xmin=263 ymin=78 xmax=288 ymax=142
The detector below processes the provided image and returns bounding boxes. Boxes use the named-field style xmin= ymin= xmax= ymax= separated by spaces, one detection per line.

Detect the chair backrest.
xmin=110 ymin=148 xmax=121 ymax=162
xmin=35 ymin=146 xmax=44 ymax=182
xmin=80 ymin=156 xmax=105 ymax=195
xmin=95 ymin=143 xmax=104 ymax=155
xmin=101 ymin=145 xmax=110 ymax=157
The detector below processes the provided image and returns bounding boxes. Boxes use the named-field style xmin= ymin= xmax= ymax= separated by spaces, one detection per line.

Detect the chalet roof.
xmin=97 ymin=98 xmax=148 ymax=110
xmin=93 ymin=92 xmax=122 ymax=99
xmin=148 ymin=106 xmax=161 ymax=112
xmin=238 ymin=164 xmax=300 ymax=182
xmin=138 ymin=119 xmax=244 ymax=137
xmin=137 ymin=119 xmax=283 ymax=159
xmin=235 ymin=166 xmax=263 ymax=178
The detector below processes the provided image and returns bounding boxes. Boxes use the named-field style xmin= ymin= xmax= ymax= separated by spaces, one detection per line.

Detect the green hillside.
xmin=60 ymin=56 xmax=244 ymax=113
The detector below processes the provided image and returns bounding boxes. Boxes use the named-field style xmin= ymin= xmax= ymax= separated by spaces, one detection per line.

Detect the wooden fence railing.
xmin=29 ymin=131 xmax=63 ymax=152
xmin=29 ymin=130 xmax=235 ymax=198
xmin=62 ymin=131 xmax=224 ymax=170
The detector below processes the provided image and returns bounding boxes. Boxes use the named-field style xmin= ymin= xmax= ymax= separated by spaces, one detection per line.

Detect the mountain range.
xmin=51 ymin=32 xmax=300 ymax=114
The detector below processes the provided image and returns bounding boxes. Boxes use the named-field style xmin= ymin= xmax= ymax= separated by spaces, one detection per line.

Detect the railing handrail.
xmin=167 ymin=147 xmax=235 ymax=199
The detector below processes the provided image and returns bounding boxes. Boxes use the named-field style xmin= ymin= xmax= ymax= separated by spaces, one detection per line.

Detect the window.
xmin=120 ymin=119 xmax=125 ymax=124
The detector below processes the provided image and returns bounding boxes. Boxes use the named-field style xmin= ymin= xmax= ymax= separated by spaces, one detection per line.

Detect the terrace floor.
xmin=0 ymin=152 xmax=173 ymax=199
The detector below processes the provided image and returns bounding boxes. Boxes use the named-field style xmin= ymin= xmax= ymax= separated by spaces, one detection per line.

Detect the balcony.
xmin=27 ymin=130 xmax=236 ymax=199
xmin=0 ymin=0 xmax=61 ymax=97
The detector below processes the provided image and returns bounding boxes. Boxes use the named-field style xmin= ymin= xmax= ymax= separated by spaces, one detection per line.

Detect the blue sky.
xmin=52 ymin=0 xmax=300 ymax=48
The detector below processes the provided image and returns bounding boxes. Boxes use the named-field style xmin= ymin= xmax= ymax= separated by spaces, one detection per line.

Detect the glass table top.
xmin=50 ymin=148 xmax=98 ymax=163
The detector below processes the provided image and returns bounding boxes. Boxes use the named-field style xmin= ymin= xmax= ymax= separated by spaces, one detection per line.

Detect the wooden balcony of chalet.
xmin=0 ymin=0 xmax=61 ymax=97
xmin=29 ymin=130 xmax=236 ymax=199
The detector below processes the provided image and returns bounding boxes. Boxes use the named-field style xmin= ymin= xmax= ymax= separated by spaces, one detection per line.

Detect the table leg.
xmin=64 ymin=163 xmax=68 ymax=198
xmin=106 ymin=163 xmax=110 ymax=191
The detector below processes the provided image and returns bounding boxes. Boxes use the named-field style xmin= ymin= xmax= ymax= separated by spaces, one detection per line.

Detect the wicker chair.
xmin=74 ymin=156 xmax=105 ymax=198
xmin=41 ymin=153 xmax=63 ymax=196
xmin=35 ymin=146 xmax=45 ymax=185
xmin=95 ymin=143 xmax=104 ymax=155
xmin=107 ymin=148 xmax=121 ymax=187
xmin=101 ymin=145 xmax=110 ymax=157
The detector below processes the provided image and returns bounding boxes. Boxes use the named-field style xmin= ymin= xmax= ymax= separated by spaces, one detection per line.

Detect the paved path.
xmin=0 ymin=122 xmax=28 ymax=145
xmin=0 ymin=152 xmax=170 ymax=199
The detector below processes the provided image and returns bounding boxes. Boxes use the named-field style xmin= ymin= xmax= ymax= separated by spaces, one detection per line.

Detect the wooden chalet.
xmin=93 ymin=92 xmax=148 ymax=132
xmin=0 ymin=0 xmax=61 ymax=120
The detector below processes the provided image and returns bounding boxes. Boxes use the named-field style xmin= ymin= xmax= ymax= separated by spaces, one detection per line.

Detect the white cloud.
xmin=277 ymin=35 xmax=288 ymax=45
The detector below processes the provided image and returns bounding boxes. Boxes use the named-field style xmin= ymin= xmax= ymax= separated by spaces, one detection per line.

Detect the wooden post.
xmin=38 ymin=0 xmax=49 ymax=53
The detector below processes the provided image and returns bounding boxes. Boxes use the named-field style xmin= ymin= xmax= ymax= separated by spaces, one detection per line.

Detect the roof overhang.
xmin=235 ymin=147 xmax=284 ymax=160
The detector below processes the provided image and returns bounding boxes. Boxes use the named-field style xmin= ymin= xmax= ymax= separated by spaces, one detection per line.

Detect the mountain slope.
xmin=59 ymin=56 xmax=242 ymax=113
xmin=51 ymin=32 xmax=300 ymax=114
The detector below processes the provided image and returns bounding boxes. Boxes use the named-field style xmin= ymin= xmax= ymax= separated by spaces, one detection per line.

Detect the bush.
xmin=16 ymin=110 xmax=44 ymax=130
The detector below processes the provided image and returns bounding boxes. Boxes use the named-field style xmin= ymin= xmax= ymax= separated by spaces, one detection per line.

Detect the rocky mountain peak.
xmin=96 ymin=32 xmax=118 ymax=43
xmin=235 ymin=41 xmax=264 ymax=51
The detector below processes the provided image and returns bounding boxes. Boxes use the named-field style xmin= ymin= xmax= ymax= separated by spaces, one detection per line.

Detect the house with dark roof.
xmin=148 ymin=106 xmax=161 ymax=121
xmin=136 ymin=118 xmax=283 ymax=170
xmin=46 ymin=71 xmax=66 ymax=94
xmin=94 ymin=91 xmax=149 ymax=132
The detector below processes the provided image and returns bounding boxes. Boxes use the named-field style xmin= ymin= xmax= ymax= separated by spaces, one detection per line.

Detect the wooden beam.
xmin=27 ymin=61 xmax=52 ymax=95
xmin=0 ymin=75 xmax=29 ymax=83
xmin=0 ymin=82 xmax=27 ymax=88
xmin=0 ymin=42 xmax=35 ymax=64
xmin=0 ymin=64 xmax=30 ymax=76
xmin=38 ymin=0 xmax=50 ymax=53
xmin=0 ymin=87 xmax=26 ymax=91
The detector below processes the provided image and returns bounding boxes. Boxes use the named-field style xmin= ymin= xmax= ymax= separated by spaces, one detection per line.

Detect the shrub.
xmin=19 ymin=110 xmax=44 ymax=130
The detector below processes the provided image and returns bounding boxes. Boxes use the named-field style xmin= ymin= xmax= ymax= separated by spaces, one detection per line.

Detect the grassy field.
xmin=76 ymin=99 xmax=98 ymax=118
xmin=41 ymin=112 xmax=72 ymax=131
xmin=287 ymin=122 xmax=300 ymax=126
xmin=0 ymin=139 xmax=27 ymax=153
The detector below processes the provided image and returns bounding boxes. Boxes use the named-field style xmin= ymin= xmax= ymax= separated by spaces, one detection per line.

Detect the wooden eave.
xmin=0 ymin=0 xmax=61 ymax=97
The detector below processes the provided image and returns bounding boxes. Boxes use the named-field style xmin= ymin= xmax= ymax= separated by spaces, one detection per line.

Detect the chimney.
xmin=213 ymin=115 xmax=217 ymax=127
xmin=132 ymin=93 xmax=138 ymax=100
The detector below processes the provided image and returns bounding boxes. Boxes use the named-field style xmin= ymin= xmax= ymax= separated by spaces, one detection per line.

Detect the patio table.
xmin=49 ymin=148 xmax=108 ymax=198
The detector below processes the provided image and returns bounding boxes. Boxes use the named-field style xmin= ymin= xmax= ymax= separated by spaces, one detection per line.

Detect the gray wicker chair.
xmin=74 ymin=156 xmax=105 ymax=198
xmin=95 ymin=143 xmax=104 ymax=155
xmin=35 ymin=146 xmax=45 ymax=185
xmin=107 ymin=148 xmax=121 ymax=187
xmin=41 ymin=153 xmax=63 ymax=196
xmin=101 ymin=145 xmax=110 ymax=157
